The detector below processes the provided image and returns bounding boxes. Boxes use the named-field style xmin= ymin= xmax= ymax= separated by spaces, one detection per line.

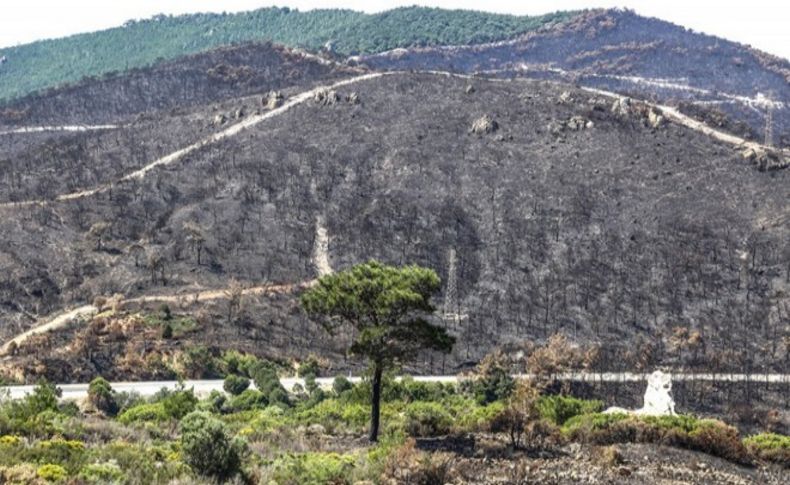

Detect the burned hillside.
xmin=355 ymin=9 xmax=790 ymax=148
xmin=0 ymin=42 xmax=358 ymax=127
xmin=0 ymin=71 xmax=787 ymax=380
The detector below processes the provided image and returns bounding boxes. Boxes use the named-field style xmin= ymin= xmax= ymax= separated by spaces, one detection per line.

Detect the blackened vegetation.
xmin=0 ymin=42 xmax=356 ymax=126
xmin=0 ymin=73 xmax=788 ymax=381
xmin=357 ymin=9 xmax=790 ymax=148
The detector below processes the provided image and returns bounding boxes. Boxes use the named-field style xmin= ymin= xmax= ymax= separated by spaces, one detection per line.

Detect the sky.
xmin=0 ymin=1 xmax=788 ymax=59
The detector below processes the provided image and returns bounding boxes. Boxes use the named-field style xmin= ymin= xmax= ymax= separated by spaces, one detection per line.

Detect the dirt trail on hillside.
xmin=0 ymin=305 xmax=98 ymax=354
xmin=0 ymin=72 xmax=389 ymax=210
xmin=313 ymin=215 xmax=333 ymax=277
xmin=123 ymin=280 xmax=314 ymax=305
xmin=0 ymin=280 xmax=319 ymax=355
xmin=0 ymin=125 xmax=118 ymax=136
xmin=581 ymin=85 xmax=790 ymax=157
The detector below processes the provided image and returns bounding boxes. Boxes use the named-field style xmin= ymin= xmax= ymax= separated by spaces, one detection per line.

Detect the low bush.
xmin=79 ymin=462 xmax=124 ymax=483
xmin=88 ymin=441 xmax=184 ymax=484
xmin=180 ymin=411 xmax=246 ymax=481
xmin=8 ymin=381 xmax=61 ymax=421
xmin=537 ymin=395 xmax=603 ymax=425
xmin=298 ymin=357 xmax=320 ymax=378
xmin=404 ymin=402 xmax=453 ymax=437
xmin=253 ymin=363 xmax=291 ymax=408
xmin=562 ymin=412 xmax=629 ymax=435
xmin=159 ymin=388 xmax=198 ymax=419
xmin=270 ymin=452 xmax=355 ymax=485
xmin=117 ymin=402 xmax=167 ymax=424
xmin=114 ymin=391 xmax=144 ymax=413
xmin=179 ymin=346 xmax=219 ymax=379
xmin=219 ymin=351 xmax=260 ymax=377
xmin=295 ymin=399 xmax=368 ymax=433
xmin=563 ymin=412 xmax=751 ymax=465
xmin=592 ymin=445 xmax=623 ymax=467
xmin=88 ymin=377 xmax=118 ymax=416
xmin=248 ymin=406 xmax=290 ymax=434
xmin=333 ymin=376 xmax=353 ymax=395
xmin=23 ymin=439 xmax=87 ymax=474
xmin=37 ymin=463 xmax=68 ymax=482
xmin=223 ymin=375 xmax=251 ymax=396
xmin=456 ymin=401 xmax=505 ymax=432
xmin=226 ymin=390 xmax=268 ymax=413
xmin=744 ymin=433 xmax=790 ymax=466
xmin=464 ymin=369 xmax=514 ymax=406
xmin=682 ymin=420 xmax=750 ymax=465
xmin=0 ymin=464 xmax=39 ymax=483
xmin=381 ymin=438 xmax=454 ymax=485
xmin=392 ymin=377 xmax=455 ymax=403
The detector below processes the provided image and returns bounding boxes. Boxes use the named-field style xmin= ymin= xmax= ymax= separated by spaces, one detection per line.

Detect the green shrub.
xmin=199 ymin=390 xmax=227 ymax=413
xmin=220 ymin=350 xmax=260 ymax=377
xmin=253 ymin=362 xmax=291 ymax=407
xmin=79 ymin=462 xmax=124 ymax=483
xmin=404 ymin=402 xmax=453 ymax=437
xmin=268 ymin=387 xmax=291 ymax=408
xmin=744 ymin=432 xmax=790 ymax=466
xmin=463 ymin=371 xmax=514 ymax=405
xmin=295 ymin=399 xmax=368 ymax=433
xmin=248 ymin=406 xmax=290 ymax=434
xmin=0 ymin=435 xmax=22 ymax=446
xmin=158 ymin=304 xmax=172 ymax=321
xmin=563 ymin=413 xmax=751 ymax=465
xmin=180 ymin=346 xmax=219 ymax=378
xmin=393 ymin=377 xmax=454 ymax=403
xmin=37 ymin=463 xmax=68 ymax=482
xmin=226 ymin=390 xmax=268 ymax=412
xmin=562 ymin=412 xmax=629 ymax=435
xmin=114 ymin=391 xmax=144 ymax=413
xmin=333 ymin=376 xmax=353 ymax=395
xmin=88 ymin=442 xmax=183 ymax=484
xmin=251 ymin=362 xmax=290 ymax=407
xmin=223 ymin=375 xmax=251 ymax=396
xmin=88 ymin=377 xmax=118 ymax=416
xmin=8 ymin=380 xmax=61 ymax=421
xmin=24 ymin=439 xmax=86 ymax=474
xmin=457 ymin=401 xmax=505 ymax=432
xmin=271 ymin=452 xmax=355 ymax=485
xmin=298 ymin=357 xmax=320 ymax=378
xmin=537 ymin=395 xmax=603 ymax=425
xmin=160 ymin=388 xmax=198 ymax=419
xmin=683 ymin=420 xmax=750 ymax=465
xmin=180 ymin=411 xmax=246 ymax=481
xmin=252 ymin=363 xmax=282 ymax=393
xmin=117 ymin=402 xmax=167 ymax=424
xmin=744 ymin=432 xmax=790 ymax=450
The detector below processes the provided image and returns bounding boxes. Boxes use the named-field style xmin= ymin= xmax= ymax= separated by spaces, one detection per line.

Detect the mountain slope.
xmin=1 ymin=71 xmax=787 ymax=383
xmin=0 ymin=6 xmax=574 ymax=102
xmin=0 ymin=42 xmax=358 ymax=126
xmin=356 ymin=9 xmax=790 ymax=147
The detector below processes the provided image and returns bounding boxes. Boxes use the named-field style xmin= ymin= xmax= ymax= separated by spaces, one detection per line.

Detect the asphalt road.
xmin=2 ymin=373 xmax=787 ymax=401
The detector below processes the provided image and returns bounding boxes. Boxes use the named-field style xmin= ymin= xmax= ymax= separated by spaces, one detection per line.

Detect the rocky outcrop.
xmin=470 ymin=114 xmax=499 ymax=134
xmin=314 ymin=88 xmax=340 ymax=106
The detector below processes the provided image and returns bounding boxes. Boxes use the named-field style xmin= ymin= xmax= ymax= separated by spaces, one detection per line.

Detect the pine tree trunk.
xmin=369 ymin=363 xmax=383 ymax=442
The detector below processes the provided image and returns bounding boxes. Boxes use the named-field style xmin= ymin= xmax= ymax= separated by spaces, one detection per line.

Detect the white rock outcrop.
xmin=604 ymin=370 xmax=676 ymax=416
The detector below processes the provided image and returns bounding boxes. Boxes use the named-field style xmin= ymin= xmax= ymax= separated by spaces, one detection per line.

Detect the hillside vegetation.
xmin=0 ymin=6 xmax=574 ymax=101
xmin=0 ymin=355 xmax=787 ymax=484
